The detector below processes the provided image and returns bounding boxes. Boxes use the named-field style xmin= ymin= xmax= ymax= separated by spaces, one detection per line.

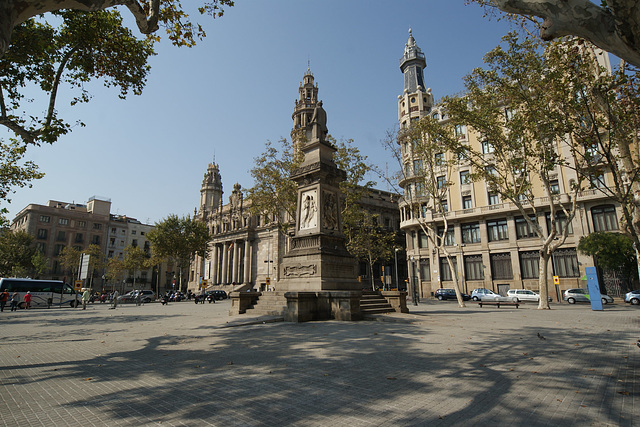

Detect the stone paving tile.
xmin=0 ymin=300 xmax=637 ymax=426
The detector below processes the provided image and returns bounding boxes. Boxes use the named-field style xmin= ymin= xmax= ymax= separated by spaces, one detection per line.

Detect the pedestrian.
xmin=24 ymin=291 xmax=32 ymax=309
xmin=10 ymin=291 xmax=19 ymax=311
xmin=0 ymin=289 xmax=8 ymax=312
xmin=82 ymin=288 xmax=90 ymax=310
xmin=110 ymin=290 xmax=119 ymax=309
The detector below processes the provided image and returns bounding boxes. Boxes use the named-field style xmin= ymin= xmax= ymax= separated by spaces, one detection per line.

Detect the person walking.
xmin=0 ymin=289 xmax=8 ymax=312
xmin=23 ymin=291 xmax=32 ymax=309
xmin=10 ymin=291 xmax=19 ymax=311
xmin=82 ymin=288 xmax=91 ymax=310
xmin=110 ymin=290 xmax=119 ymax=309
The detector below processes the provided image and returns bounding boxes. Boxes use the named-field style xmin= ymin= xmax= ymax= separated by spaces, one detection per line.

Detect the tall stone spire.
xmin=199 ymin=162 xmax=223 ymax=219
xmin=291 ymin=68 xmax=320 ymax=146
xmin=400 ymin=28 xmax=427 ymax=94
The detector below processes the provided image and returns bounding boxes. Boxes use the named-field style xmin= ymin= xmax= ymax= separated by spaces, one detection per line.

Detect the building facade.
xmin=10 ymin=197 xmax=167 ymax=293
xmin=396 ymin=31 xmax=623 ymax=300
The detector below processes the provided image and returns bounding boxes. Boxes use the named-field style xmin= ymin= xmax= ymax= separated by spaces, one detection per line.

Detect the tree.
xmin=59 ymin=244 xmax=105 ymax=284
xmin=146 ymin=214 xmax=210 ymax=291
xmin=472 ymin=0 xmax=640 ymax=67
xmin=0 ymin=0 xmax=235 ymax=57
xmin=0 ymin=228 xmax=36 ymax=276
xmin=578 ymin=232 xmax=638 ymax=291
xmin=247 ymin=138 xmax=302 ymax=236
xmin=0 ymin=140 xmax=43 ymax=212
xmin=385 ymin=117 xmax=468 ymax=307
xmin=121 ymin=245 xmax=150 ymax=288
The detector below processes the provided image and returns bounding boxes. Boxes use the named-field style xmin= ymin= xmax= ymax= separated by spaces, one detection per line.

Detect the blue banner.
xmin=585 ymin=266 xmax=603 ymax=311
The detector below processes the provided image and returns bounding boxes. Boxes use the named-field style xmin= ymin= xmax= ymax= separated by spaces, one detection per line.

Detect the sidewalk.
xmin=0 ymin=299 xmax=637 ymax=426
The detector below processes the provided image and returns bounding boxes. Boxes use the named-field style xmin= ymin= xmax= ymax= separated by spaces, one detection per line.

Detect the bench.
xmin=477 ymin=301 xmax=520 ymax=308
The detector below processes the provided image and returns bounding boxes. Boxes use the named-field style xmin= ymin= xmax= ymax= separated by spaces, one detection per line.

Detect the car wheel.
xmin=437 ymin=295 xmax=443 ymax=300
xmin=567 ymin=297 xmax=576 ymax=304
xmin=472 ymin=296 xmax=479 ymax=301
xmin=631 ymin=298 xmax=640 ymax=305
xmin=512 ymin=297 xmax=519 ymax=303
xmin=601 ymin=297 xmax=608 ymax=305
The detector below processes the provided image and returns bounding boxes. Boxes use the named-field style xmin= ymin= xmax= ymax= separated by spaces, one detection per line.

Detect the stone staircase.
xmin=245 ymin=292 xmax=288 ymax=316
xmin=360 ymin=291 xmax=395 ymax=315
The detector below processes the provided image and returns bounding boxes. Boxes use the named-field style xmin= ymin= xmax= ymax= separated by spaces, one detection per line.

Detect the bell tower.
xmin=398 ymin=29 xmax=433 ymax=128
xmin=291 ymin=67 xmax=320 ymax=146
xmin=199 ymin=162 xmax=223 ymax=220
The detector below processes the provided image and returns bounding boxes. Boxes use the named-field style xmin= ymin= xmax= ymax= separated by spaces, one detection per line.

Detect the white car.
xmin=624 ymin=290 xmax=640 ymax=305
xmin=506 ymin=289 xmax=553 ymax=302
xmin=563 ymin=288 xmax=613 ymax=304
xmin=471 ymin=288 xmax=502 ymax=301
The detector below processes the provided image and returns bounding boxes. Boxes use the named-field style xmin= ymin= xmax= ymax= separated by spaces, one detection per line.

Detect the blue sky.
xmin=6 ymin=0 xmax=515 ymax=225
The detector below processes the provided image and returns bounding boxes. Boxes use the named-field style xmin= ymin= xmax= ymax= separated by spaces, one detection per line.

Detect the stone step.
xmin=360 ymin=292 xmax=394 ymax=314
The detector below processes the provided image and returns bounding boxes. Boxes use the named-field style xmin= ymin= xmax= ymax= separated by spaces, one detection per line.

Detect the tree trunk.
xmin=537 ymin=250 xmax=551 ymax=309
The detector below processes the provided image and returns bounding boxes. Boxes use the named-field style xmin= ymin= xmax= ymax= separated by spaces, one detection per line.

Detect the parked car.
xmin=118 ymin=290 xmax=156 ymax=304
xmin=471 ymin=288 xmax=502 ymax=301
xmin=506 ymin=289 xmax=552 ymax=303
xmin=624 ymin=289 xmax=640 ymax=305
xmin=434 ymin=288 xmax=470 ymax=301
xmin=212 ymin=290 xmax=227 ymax=300
xmin=563 ymin=288 xmax=613 ymax=304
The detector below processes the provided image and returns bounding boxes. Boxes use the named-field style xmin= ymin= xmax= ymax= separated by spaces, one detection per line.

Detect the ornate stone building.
xmin=396 ymin=31 xmax=624 ymax=300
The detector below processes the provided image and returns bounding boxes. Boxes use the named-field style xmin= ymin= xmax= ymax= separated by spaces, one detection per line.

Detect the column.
xmin=212 ymin=245 xmax=219 ymax=284
xmin=232 ymin=240 xmax=240 ymax=283
xmin=221 ymin=242 xmax=229 ymax=285
xmin=243 ymin=239 xmax=251 ymax=285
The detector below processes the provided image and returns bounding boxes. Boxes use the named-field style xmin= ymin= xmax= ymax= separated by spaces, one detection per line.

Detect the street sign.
xmin=74 ymin=280 xmax=83 ymax=291
xmin=553 ymin=276 xmax=560 ymax=285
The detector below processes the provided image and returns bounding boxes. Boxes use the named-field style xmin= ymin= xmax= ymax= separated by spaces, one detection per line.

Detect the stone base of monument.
xmin=284 ymin=291 xmax=362 ymax=322
xmin=380 ymin=290 xmax=409 ymax=313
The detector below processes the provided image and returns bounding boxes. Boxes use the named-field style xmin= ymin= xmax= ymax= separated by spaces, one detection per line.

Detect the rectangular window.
xmin=437 ymin=226 xmax=455 ymax=246
xmin=77 ymin=221 xmax=86 ymax=228
xmin=132 ymin=239 xmax=138 ymax=248
xmin=75 ymin=233 xmax=83 ymax=243
xmin=39 ymin=215 xmax=50 ymax=223
xmin=591 ymin=205 xmax=618 ymax=232
xmin=37 ymin=229 xmax=48 ymax=240
xmin=435 ymin=152 xmax=444 ymax=166
xmin=546 ymin=212 xmax=574 ymax=235
xmin=455 ymin=124 xmax=467 ymax=139
xmin=464 ymin=255 xmax=484 ymax=280
xmin=54 ymin=244 xmax=65 ymax=256
xmin=515 ymin=216 xmax=537 ymax=239
xmin=131 ymin=230 xmax=137 ymax=235
xmin=436 ymin=175 xmax=446 ymax=189
xmin=420 ymin=259 xmax=430 ymax=281
xmin=93 ymin=223 xmax=102 ymax=230
xmin=58 ymin=218 xmax=69 ymax=225
xmin=415 ymin=182 xmax=425 ymax=197
xmin=418 ymin=231 xmax=429 ymax=249
xmin=35 ymin=242 xmax=46 ymax=255
xmin=413 ymin=160 xmax=423 ymax=174
xmin=488 ymin=193 xmax=499 ymax=205
xmin=460 ymin=170 xmax=470 ymax=185
xmin=482 ymin=141 xmax=495 ymax=154
xmin=56 ymin=231 xmax=66 ymax=241
xmin=439 ymin=257 xmax=458 ymax=282
xmin=111 ymin=227 xmax=117 ymax=234
xmin=462 ymin=195 xmax=473 ymax=209
xmin=487 ymin=219 xmax=509 ymax=241
xmin=461 ymin=222 xmax=481 ymax=244
xmin=552 ymin=248 xmax=580 ymax=277
xmin=589 ymin=172 xmax=605 ymax=188
xmin=91 ymin=235 xmax=101 ymax=245
xmin=519 ymin=251 xmax=539 ymax=279
xmin=440 ymin=199 xmax=449 ymax=213
xmin=490 ymin=253 xmax=513 ymax=280
xmin=549 ymin=179 xmax=560 ymax=194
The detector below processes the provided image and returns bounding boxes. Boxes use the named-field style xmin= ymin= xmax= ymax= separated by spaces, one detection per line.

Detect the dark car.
xmin=434 ymin=288 xmax=470 ymax=301
xmin=212 ymin=290 xmax=227 ymax=300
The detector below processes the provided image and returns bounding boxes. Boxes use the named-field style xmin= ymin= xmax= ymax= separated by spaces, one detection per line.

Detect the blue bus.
xmin=0 ymin=278 xmax=80 ymax=308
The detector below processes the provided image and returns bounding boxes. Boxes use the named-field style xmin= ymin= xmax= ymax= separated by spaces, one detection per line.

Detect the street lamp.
xmin=394 ymin=248 xmax=400 ymax=291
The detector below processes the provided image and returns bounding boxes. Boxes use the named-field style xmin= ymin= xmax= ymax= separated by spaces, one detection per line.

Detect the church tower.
xmin=398 ymin=29 xmax=433 ymax=128
xmin=199 ymin=162 xmax=223 ymax=220
xmin=291 ymin=67 xmax=320 ymax=146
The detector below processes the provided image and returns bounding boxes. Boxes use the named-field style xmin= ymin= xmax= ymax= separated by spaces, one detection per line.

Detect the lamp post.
xmin=394 ymin=248 xmax=400 ymax=291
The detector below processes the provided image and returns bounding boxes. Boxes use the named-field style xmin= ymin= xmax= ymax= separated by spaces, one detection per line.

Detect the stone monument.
xmin=279 ymin=100 xmax=362 ymax=321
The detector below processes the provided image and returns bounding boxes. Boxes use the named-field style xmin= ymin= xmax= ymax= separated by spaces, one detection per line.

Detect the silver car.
xmin=471 ymin=288 xmax=502 ymax=301
xmin=507 ymin=289 xmax=553 ymax=302
xmin=563 ymin=288 xmax=613 ymax=304
xmin=624 ymin=290 xmax=640 ymax=305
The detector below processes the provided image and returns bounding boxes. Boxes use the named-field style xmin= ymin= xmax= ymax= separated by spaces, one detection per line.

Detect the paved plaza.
xmin=0 ymin=298 xmax=638 ymax=426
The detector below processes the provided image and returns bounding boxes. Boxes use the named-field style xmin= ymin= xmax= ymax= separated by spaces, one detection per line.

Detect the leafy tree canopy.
xmin=0 ymin=228 xmax=36 ymax=276
xmin=578 ymin=232 xmax=638 ymax=280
